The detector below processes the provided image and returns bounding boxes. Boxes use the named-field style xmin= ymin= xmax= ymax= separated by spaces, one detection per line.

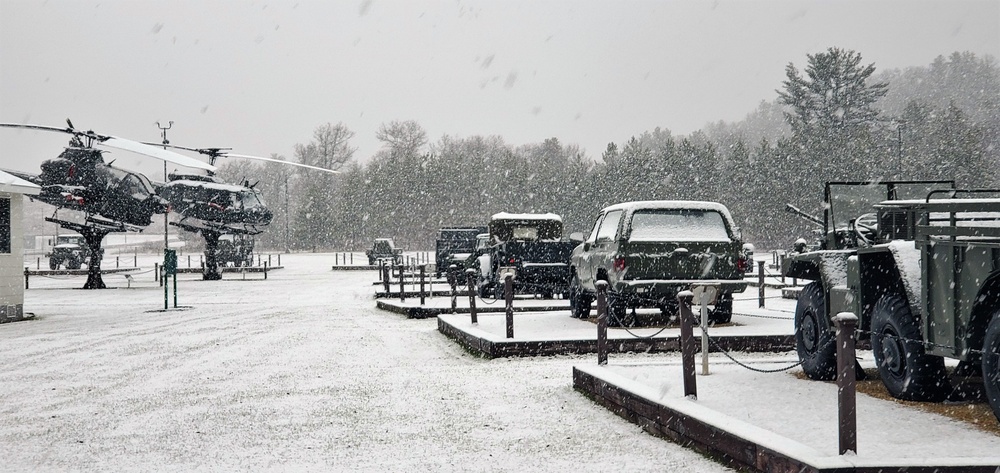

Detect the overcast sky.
xmin=1 ymin=0 xmax=997 ymax=177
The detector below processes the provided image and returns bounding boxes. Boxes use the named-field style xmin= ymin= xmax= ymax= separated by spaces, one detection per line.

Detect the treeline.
xmin=219 ymin=49 xmax=999 ymax=252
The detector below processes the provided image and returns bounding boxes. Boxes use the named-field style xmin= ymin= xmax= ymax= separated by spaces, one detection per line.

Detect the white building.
xmin=0 ymin=171 xmax=41 ymax=323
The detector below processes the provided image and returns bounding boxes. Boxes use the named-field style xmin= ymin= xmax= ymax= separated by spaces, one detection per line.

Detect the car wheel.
xmin=871 ymin=293 xmax=951 ymax=402
xmin=794 ymin=282 xmax=837 ymax=380
xmin=982 ymin=311 xmax=1000 ymax=423
xmin=569 ymin=275 xmax=592 ymax=319
xmin=708 ymin=294 xmax=733 ymax=324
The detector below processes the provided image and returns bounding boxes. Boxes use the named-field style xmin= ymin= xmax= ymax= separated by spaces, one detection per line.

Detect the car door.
xmin=591 ymin=209 xmax=624 ymax=285
xmin=574 ymin=212 xmax=605 ymax=289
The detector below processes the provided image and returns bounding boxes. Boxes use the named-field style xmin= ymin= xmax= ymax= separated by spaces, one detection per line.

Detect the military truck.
xmin=217 ymin=234 xmax=255 ymax=267
xmin=569 ymin=201 xmax=750 ymax=327
xmin=434 ymin=226 xmax=487 ymax=277
xmin=47 ymin=234 xmax=90 ymax=270
xmin=476 ymin=213 xmax=576 ymax=299
xmin=366 ymin=238 xmax=403 ymax=266
xmin=783 ymin=182 xmax=1000 ymax=422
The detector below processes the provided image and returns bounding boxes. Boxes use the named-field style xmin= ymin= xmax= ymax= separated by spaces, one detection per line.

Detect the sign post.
xmin=164 ymin=249 xmax=177 ymax=310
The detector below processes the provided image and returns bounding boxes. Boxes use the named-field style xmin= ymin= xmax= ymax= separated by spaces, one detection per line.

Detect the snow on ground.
xmin=2 ymin=253 xmax=734 ymax=472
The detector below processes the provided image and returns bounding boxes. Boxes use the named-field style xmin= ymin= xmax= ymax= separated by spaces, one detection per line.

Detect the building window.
xmin=0 ymin=198 xmax=10 ymax=253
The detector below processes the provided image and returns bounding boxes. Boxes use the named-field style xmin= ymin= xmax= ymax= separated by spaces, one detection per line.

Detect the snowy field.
xmin=4 ymin=252 xmax=735 ymax=472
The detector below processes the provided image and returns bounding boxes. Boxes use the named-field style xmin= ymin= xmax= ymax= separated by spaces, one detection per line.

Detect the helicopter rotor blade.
xmin=139 ymin=141 xmax=231 ymax=158
xmin=0 ymin=122 xmax=216 ymax=172
xmin=100 ymin=136 xmax=217 ymax=172
xmin=224 ymin=153 xmax=341 ymax=174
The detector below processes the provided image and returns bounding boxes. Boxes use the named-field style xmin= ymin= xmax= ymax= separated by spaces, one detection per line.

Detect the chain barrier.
xmin=857 ymin=328 xmax=985 ymax=357
xmin=699 ymin=323 xmax=830 ymax=373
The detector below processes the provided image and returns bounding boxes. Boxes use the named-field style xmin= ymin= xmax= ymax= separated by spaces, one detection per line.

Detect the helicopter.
xmin=141 ymin=143 xmax=339 ymax=280
xmin=0 ymin=120 xmax=216 ymax=288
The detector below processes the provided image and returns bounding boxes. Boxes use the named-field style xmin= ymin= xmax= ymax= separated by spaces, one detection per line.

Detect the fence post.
xmin=397 ymin=264 xmax=405 ymax=302
xmin=596 ymin=281 xmax=608 ymax=365
xmin=116 ymin=256 xmax=120 ymax=268
xmin=154 ymin=262 xmax=159 ymax=282
xmin=382 ymin=262 xmax=390 ymax=294
xmin=419 ymin=265 xmax=426 ymax=305
xmin=757 ymin=260 xmax=766 ymax=308
xmin=466 ymin=269 xmax=478 ymax=324
xmin=264 ymin=262 xmax=269 ymax=280
xmin=37 ymin=257 xmax=40 ymax=270
xmin=268 ymin=254 xmax=272 ymax=267
xmin=336 ymin=253 xmax=339 ymax=266
xmin=24 ymin=267 xmax=29 ymax=290
xmin=278 ymin=254 xmax=282 ymax=266
xmin=678 ymin=291 xmax=697 ymax=398
xmin=447 ymin=265 xmax=458 ymax=313
xmin=505 ymin=273 xmax=514 ymax=339
xmin=835 ymin=312 xmax=858 ymax=455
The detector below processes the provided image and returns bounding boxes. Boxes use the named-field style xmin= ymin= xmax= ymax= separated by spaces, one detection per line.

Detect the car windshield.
xmin=628 ymin=209 xmax=731 ymax=242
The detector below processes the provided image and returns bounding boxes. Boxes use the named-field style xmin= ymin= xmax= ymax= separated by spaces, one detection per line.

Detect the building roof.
xmin=0 ymin=170 xmax=41 ymax=195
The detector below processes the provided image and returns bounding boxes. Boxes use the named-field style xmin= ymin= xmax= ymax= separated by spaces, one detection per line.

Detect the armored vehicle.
xmin=784 ymin=182 xmax=1000 ymax=422
xmin=476 ymin=213 xmax=576 ymax=299
xmin=216 ymin=234 xmax=255 ymax=267
xmin=570 ymin=201 xmax=750 ymax=327
xmin=47 ymin=234 xmax=90 ymax=270
xmin=434 ymin=226 xmax=487 ymax=277
xmin=366 ymin=238 xmax=403 ymax=266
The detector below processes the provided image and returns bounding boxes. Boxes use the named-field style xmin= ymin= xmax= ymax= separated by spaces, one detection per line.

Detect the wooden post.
xmin=419 ymin=265 xmax=426 ymax=305
xmin=505 ymin=273 xmax=514 ymax=339
xmin=264 ymin=262 xmax=269 ymax=280
xmin=448 ymin=265 xmax=458 ymax=314
xmin=596 ymin=281 xmax=608 ymax=365
xmin=678 ymin=291 xmax=697 ymax=398
xmin=116 ymin=256 xmax=120 ymax=268
xmin=382 ymin=262 xmax=390 ymax=294
xmin=757 ymin=260 xmax=766 ymax=308
xmin=36 ymin=257 xmax=39 ymax=270
xmin=278 ymin=254 xmax=282 ymax=266
xmin=835 ymin=312 xmax=858 ymax=455
xmin=398 ymin=264 xmax=405 ymax=302
xmin=466 ymin=269 xmax=478 ymax=324
xmin=24 ymin=267 xmax=29 ymax=290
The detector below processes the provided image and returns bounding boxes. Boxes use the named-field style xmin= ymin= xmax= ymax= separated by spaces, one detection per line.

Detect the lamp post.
xmin=156 ymin=121 xmax=173 ymax=252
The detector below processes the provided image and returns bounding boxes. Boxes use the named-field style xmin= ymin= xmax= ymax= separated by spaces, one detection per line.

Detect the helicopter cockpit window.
xmin=241 ymin=191 xmax=263 ymax=208
xmin=120 ymin=174 xmax=147 ymax=198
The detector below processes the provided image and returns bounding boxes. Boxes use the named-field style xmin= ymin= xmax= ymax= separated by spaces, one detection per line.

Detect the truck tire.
xmin=795 ymin=282 xmax=837 ymax=380
xmin=67 ymin=258 xmax=82 ymax=270
xmin=49 ymin=259 xmax=59 ymax=270
xmin=709 ymin=294 xmax=733 ymax=324
xmin=871 ymin=294 xmax=951 ymax=402
xmin=982 ymin=311 xmax=1000 ymax=423
xmin=569 ymin=275 xmax=591 ymax=319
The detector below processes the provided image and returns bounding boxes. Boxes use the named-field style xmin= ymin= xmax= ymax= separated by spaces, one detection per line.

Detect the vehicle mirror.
xmin=732 ymin=226 xmax=742 ymax=240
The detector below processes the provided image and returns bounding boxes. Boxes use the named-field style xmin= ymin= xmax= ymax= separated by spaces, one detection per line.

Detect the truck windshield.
xmin=628 ymin=209 xmax=730 ymax=242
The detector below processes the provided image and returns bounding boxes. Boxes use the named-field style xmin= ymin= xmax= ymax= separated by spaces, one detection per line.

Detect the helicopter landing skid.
xmin=172 ymin=217 xmax=265 ymax=236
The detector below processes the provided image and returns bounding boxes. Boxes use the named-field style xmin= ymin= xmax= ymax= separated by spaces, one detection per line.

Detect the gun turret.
xmin=785 ymin=204 xmax=823 ymax=227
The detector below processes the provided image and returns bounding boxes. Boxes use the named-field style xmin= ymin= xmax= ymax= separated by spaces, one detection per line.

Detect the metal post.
xmin=596 ymin=281 xmax=608 ymax=365
xmin=780 ymin=253 xmax=786 ymax=284
xmin=24 ymin=267 xmax=29 ymax=290
xmin=678 ymin=292 xmax=697 ymax=398
xmin=164 ymin=266 xmax=169 ymax=310
xmin=172 ymin=272 xmax=178 ymax=308
xmin=278 ymin=254 xmax=282 ymax=266
xmin=757 ymin=260 xmax=766 ymax=308
xmin=134 ymin=254 xmax=137 ymax=268
xmin=835 ymin=312 xmax=858 ymax=455
xmin=116 ymin=256 xmax=119 ymax=268
xmin=36 ymin=257 xmax=39 ymax=270
xmin=268 ymin=254 xmax=272 ymax=267
xmin=466 ymin=269 xmax=478 ymax=324
xmin=335 ymin=253 xmax=339 ymax=266
xmin=154 ymin=262 xmax=159 ymax=282
xmin=264 ymin=262 xmax=268 ymax=280
xmin=505 ymin=273 xmax=514 ymax=339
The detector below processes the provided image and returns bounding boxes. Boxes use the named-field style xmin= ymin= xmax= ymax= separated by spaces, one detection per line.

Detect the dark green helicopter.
xmin=0 ymin=120 xmax=215 ymax=288
xmin=145 ymin=143 xmax=339 ymax=280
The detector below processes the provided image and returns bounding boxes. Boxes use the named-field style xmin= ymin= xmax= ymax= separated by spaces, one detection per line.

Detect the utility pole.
xmin=157 ymin=121 xmax=173 ymax=252
xmin=284 ymin=171 xmax=290 ymax=253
